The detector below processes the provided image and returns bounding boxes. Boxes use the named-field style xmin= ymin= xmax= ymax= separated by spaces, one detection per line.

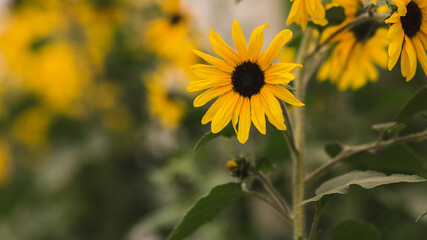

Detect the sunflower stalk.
xmin=291 ymin=26 xmax=314 ymax=240
xmin=305 ymin=128 xmax=427 ymax=183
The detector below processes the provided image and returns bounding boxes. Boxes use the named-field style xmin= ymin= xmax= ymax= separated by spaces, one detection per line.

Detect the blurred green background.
xmin=0 ymin=0 xmax=426 ymax=240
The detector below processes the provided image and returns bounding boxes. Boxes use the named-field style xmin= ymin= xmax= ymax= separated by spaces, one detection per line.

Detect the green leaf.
xmin=395 ymin=86 xmax=427 ymax=122
xmin=194 ymin=125 xmax=235 ymax=150
xmin=325 ymin=142 xmax=344 ymax=158
xmin=325 ymin=6 xmax=346 ymax=26
xmin=300 ymin=170 xmax=426 ymax=205
xmin=255 ymin=157 xmax=275 ymax=174
xmin=167 ymin=183 xmax=244 ymax=240
xmin=332 ymin=220 xmax=379 ymax=240
xmin=416 ymin=208 xmax=427 ymax=223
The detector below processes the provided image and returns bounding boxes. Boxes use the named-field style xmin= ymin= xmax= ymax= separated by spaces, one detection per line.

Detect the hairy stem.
xmin=292 ymin=27 xmax=313 ymax=240
xmin=258 ymin=172 xmax=293 ymax=217
xmin=244 ymin=190 xmax=293 ymax=224
xmin=308 ymin=205 xmax=323 ymax=240
xmin=305 ymin=129 xmax=427 ymax=183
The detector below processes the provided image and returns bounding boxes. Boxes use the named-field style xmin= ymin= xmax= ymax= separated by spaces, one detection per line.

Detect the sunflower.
xmin=286 ymin=0 xmax=328 ymax=30
xmin=317 ymin=1 xmax=388 ymax=90
xmin=385 ymin=0 xmax=427 ymax=81
xmin=146 ymin=0 xmax=196 ymax=69
xmin=188 ymin=20 xmax=304 ymax=144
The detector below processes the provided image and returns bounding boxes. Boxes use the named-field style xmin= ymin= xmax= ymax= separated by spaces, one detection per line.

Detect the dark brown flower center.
xmin=231 ymin=61 xmax=265 ymax=98
xmin=169 ymin=14 xmax=182 ymax=25
xmin=351 ymin=20 xmax=380 ymax=42
xmin=400 ymin=1 xmax=422 ymax=37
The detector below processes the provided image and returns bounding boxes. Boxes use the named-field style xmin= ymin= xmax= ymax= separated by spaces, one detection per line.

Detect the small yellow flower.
xmin=146 ymin=0 xmax=196 ymax=69
xmin=318 ymin=1 xmax=388 ymax=90
xmin=146 ymin=72 xmax=186 ymax=128
xmin=386 ymin=0 xmax=427 ymax=81
xmin=226 ymin=160 xmax=238 ymax=173
xmin=188 ymin=20 xmax=304 ymax=144
xmin=286 ymin=0 xmax=328 ymax=31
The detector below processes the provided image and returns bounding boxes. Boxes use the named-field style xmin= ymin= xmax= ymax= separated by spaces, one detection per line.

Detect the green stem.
xmin=244 ymin=190 xmax=293 ymax=224
xmin=305 ymin=129 xmax=427 ymax=183
xmin=258 ymin=172 xmax=293 ymax=217
xmin=292 ymin=27 xmax=313 ymax=240
xmin=308 ymin=205 xmax=323 ymax=240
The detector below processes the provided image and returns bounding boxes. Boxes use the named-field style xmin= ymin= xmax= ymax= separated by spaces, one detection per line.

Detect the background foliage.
xmin=0 ymin=0 xmax=426 ymax=240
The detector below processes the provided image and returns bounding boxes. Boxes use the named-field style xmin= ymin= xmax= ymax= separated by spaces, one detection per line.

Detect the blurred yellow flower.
xmin=287 ymin=0 xmax=328 ymax=30
xmin=318 ymin=1 xmax=388 ymax=90
xmin=11 ymin=107 xmax=51 ymax=149
xmin=146 ymin=72 xmax=186 ymax=128
xmin=146 ymin=0 xmax=197 ymax=70
xmin=189 ymin=20 xmax=304 ymax=144
xmin=0 ymin=4 xmax=91 ymax=115
xmin=385 ymin=0 xmax=427 ymax=81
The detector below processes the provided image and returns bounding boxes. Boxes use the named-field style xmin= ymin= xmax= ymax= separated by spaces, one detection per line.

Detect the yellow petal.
xmin=232 ymin=96 xmax=244 ymax=134
xmin=413 ymin=35 xmax=427 ymax=76
xmin=306 ymin=0 xmax=328 ymax=26
xmin=258 ymin=29 xmax=293 ymax=70
xmin=211 ymin=92 xmax=238 ymax=133
xmin=402 ymin=37 xmax=417 ymax=81
xmin=191 ymin=64 xmax=230 ymax=79
xmin=187 ymin=77 xmax=230 ymax=92
xmin=193 ymin=50 xmax=234 ymax=72
xmin=250 ymin=94 xmax=266 ymax=135
xmin=232 ymin=19 xmax=248 ymax=59
xmin=209 ymin=28 xmax=240 ymax=65
xmin=237 ymin=98 xmax=251 ymax=144
xmin=193 ymin=86 xmax=232 ymax=107
xmin=259 ymin=87 xmax=286 ymax=131
xmin=264 ymin=73 xmax=295 ymax=85
xmin=265 ymin=63 xmax=302 ymax=76
xmin=388 ymin=24 xmax=405 ymax=70
xmin=248 ymin=23 xmax=270 ymax=62
xmin=202 ymin=94 xmax=228 ymax=124
xmin=267 ymin=85 xmax=304 ymax=106
xmin=385 ymin=12 xmax=401 ymax=24
xmin=287 ymin=0 xmax=309 ymax=31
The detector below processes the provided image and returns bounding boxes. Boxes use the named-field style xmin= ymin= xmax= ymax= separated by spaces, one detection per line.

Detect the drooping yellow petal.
xmin=388 ymin=25 xmax=405 ymax=70
xmin=259 ymin=87 xmax=286 ymax=131
xmin=306 ymin=0 xmax=328 ymax=26
xmin=193 ymin=50 xmax=234 ymax=72
xmin=232 ymin=19 xmax=248 ymax=59
xmin=232 ymin=96 xmax=244 ymax=134
xmin=250 ymin=94 xmax=266 ymax=135
xmin=258 ymin=29 xmax=293 ymax=70
xmin=402 ymin=37 xmax=417 ymax=81
xmin=413 ymin=35 xmax=427 ymax=75
xmin=193 ymin=85 xmax=232 ymax=107
xmin=267 ymin=85 xmax=304 ymax=106
xmin=287 ymin=0 xmax=309 ymax=31
xmin=209 ymin=28 xmax=240 ymax=65
xmin=248 ymin=23 xmax=270 ymax=62
xmin=237 ymin=98 xmax=251 ymax=144
xmin=211 ymin=92 xmax=238 ymax=133
xmin=201 ymin=94 xmax=227 ymax=124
